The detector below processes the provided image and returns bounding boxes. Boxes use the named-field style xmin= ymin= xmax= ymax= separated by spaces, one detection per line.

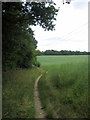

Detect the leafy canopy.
xmin=2 ymin=2 xmax=59 ymax=70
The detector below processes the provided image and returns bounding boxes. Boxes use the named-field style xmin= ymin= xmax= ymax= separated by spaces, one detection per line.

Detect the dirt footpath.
xmin=34 ymin=74 xmax=46 ymax=118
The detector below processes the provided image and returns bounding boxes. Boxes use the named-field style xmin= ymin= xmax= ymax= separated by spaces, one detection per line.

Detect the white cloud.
xmin=31 ymin=0 xmax=88 ymax=51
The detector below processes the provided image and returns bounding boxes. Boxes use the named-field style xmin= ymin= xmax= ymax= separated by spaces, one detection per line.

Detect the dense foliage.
xmin=2 ymin=2 xmax=58 ymax=70
xmin=37 ymin=50 xmax=89 ymax=56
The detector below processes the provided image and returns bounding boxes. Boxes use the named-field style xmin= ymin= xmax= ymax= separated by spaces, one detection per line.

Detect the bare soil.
xmin=34 ymin=75 xmax=46 ymax=118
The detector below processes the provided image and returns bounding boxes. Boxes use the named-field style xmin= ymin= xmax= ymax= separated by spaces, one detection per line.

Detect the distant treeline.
xmin=36 ymin=50 xmax=90 ymax=56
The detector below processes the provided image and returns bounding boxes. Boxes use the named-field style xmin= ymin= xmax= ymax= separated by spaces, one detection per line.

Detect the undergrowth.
xmin=2 ymin=68 xmax=41 ymax=118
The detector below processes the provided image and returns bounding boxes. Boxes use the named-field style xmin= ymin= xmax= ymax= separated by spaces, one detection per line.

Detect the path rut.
xmin=34 ymin=74 xmax=46 ymax=118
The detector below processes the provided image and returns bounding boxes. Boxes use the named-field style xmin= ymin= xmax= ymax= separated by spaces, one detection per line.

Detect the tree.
xmin=43 ymin=50 xmax=88 ymax=55
xmin=2 ymin=2 xmax=59 ymax=70
xmin=36 ymin=50 xmax=43 ymax=56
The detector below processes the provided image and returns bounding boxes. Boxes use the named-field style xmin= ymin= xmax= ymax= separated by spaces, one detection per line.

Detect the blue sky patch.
xmin=72 ymin=0 xmax=88 ymax=9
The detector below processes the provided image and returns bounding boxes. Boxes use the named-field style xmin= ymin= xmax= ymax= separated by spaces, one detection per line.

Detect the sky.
xmin=31 ymin=0 xmax=89 ymax=52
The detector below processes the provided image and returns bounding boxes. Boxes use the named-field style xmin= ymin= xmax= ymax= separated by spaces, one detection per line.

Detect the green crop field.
xmin=37 ymin=55 xmax=88 ymax=66
xmin=37 ymin=55 xmax=89 ymax=118
xmin=2 ymin=55 xmax=89 ymax=118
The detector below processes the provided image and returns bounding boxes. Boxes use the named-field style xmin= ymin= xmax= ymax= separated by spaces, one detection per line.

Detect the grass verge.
xmin=2 ymin=68 xmax=41 ymax=118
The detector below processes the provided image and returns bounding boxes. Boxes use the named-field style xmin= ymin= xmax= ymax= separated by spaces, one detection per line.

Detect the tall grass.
xmin=2 ymin=68 xmax=41 ymax=118
xmin=38 ymin=56 xmax=88 ymax=118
